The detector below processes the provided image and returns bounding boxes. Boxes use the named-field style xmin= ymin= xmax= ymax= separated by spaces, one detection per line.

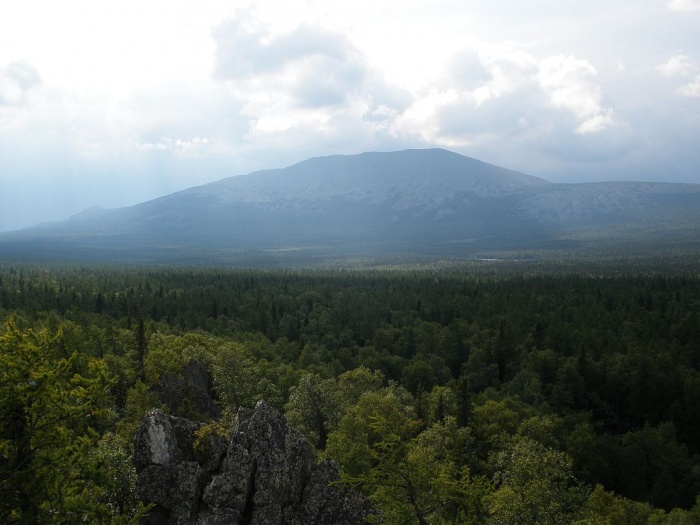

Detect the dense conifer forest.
xmin=2 ymin=262 xmax=700 ymax=523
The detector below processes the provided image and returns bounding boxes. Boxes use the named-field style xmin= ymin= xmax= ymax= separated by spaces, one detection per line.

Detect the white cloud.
xmin=0 ymin=62 xmax=41 ymax=106
xmin=679 ymin=76 xmax=700 ymax=96
xmin=213 ymin=15 xmax=369 ymax=108
xmin=135 ymin=137 xmax=229 ymax=157
xmin=209 ymin=10 xmax=413 ymax=155
xmin=655 ymin=53 xmax=700 ymax=97
xmin=576 ymin=111 xmax=615 ymax=135
xmin=657 ymin=54 xmax=693 ymax=76
xmin=471 ymin=48 xmax=538 ymax=106
xmin=538 ymin=55 xmax=603 ymax=120
xmin=667 ymin=0 xmax=700 ymax=12
xmin=401 ymin=49 xmax=614 ymax=143
xmin=391 ymin=89 xmax=460 ymax=144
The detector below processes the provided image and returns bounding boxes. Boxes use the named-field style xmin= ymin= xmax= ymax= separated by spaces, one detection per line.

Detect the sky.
xmin=1 ymin=0 xmax=699 ymax=232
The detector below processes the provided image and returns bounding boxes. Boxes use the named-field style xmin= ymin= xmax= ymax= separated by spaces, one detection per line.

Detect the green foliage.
xmin=3 ymin=264 xmax=700 ymax=521
xmin=618 ymin=423 xmax=696 ymax=510
xmin=0 ymin=318 xmax=119 ymax=523
xmin=471 ymin=396 xmax=537 ymax=452
xmin=144 ymin=332 xmax=212 ymax=385
xmin=211 ymin=341 xmax=285 ymax=411
xmin=575 ymin=484 xmax=700 ymax=525
xmin=285 ymin=373 xmax=342 ymax=449
xmin=336 ymin=366 xmax=384 ymax=406
xmin=486 ymin=437 xmax=588 ymax=524
xmin=89 ymin=432 xmax=147 ymax=522
xmin=117 ymin=380 xmax=164 ymax=439
xmin=325 ymin=385 xmax=416 ymax=477
xmin=193 ymin=418 xmax=232 ymax=464
xmin=366 ymin=427 xmax=485 ymax=525
xmin=575 ymin=484 xmax=659 ymax=524
xmin=332 ymin=391 xmax=490 ymax=524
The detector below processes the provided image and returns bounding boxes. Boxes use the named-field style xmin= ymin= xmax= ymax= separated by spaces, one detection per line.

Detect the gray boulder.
xmin=134 ymin=400 xmax=374 ymax=524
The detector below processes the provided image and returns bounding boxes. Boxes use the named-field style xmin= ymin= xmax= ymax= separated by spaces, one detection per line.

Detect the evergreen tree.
xmin=0 ymin=318 xmax=115 ymax=523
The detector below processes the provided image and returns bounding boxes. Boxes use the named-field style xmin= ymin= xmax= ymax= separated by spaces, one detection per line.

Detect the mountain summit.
xmin=196 ymin=148 xmax=549 ymax=202
xmin=2 ymin=148 xmax=699 ymax=264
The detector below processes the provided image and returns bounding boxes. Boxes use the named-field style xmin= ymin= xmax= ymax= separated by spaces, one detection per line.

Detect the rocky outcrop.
xmin=134 ymin=400 xmax=374 ymax=525
xmin=153 ymin=359 xmax=220 ymax=419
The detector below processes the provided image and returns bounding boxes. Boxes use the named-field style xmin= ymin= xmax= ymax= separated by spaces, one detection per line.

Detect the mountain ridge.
xmin=1 ymin=148 xmax=699 ymax=264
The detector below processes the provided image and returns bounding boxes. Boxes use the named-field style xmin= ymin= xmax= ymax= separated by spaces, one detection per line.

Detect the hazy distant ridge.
xmin=2 ymin=148 xmax=699 ymax=263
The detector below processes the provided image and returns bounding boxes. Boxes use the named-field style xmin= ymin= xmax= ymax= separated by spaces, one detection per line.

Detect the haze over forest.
xmin=2 ymin=0 xmax=700 ymax=232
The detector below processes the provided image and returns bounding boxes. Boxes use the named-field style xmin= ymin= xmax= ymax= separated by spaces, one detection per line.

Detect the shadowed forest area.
xmin=1 ymin=262 xmax=700 ymax=523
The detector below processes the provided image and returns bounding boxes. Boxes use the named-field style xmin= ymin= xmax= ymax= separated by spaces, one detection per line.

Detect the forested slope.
xmin=1 ymin=264 xmax=700 ymax=523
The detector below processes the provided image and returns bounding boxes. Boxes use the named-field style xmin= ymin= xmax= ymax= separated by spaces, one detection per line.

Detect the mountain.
xmin=1 ymin=148 xmax=699 ymax=264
